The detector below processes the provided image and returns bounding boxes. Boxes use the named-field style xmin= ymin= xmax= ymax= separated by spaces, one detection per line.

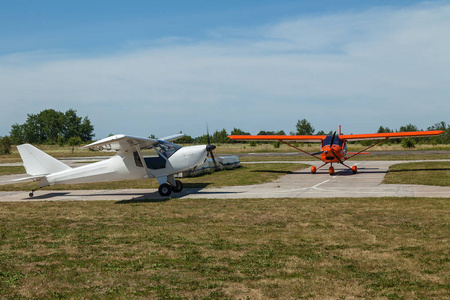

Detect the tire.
xmin=158 ymin=183 xmax=172 ymax=197
xmin=329 ymin=166 xmax=335 ymax=176
xmin=172 ymin=180 xmax=183 ymax=193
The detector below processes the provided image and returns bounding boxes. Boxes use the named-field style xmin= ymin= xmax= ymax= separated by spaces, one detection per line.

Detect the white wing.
xmin=83 ymin=135 xmax=159 ymax=151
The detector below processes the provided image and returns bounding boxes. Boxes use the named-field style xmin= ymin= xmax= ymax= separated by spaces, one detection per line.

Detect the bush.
xmin=402 ymin=138 xmax=415 ymax=149
xmin=0 ymin=136 xmax=12 ymax=155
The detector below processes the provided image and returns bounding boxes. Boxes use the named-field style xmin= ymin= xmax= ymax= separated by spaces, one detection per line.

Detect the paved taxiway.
xmin=0 ymin=160 xmax=449 ymax=202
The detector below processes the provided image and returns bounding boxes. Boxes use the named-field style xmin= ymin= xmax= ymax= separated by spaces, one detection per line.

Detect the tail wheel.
xmin=158 ymin=183 xmax=172 ymax=197
xmin=328 ymin=166 xmax=335 ymax=176
xmin=172 ymin=180 xmax=183 ymax=193
xmin=352 ymin=165 xmax=358 ymax=174
xmin=311 ymin=166 xmax=317 ymax=174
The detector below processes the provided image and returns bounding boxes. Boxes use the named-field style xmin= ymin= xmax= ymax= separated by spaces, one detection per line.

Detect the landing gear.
xmin=29 ymin=190 xmax=35 ymax=198
xmin=328 ymin=166 xmax=335 ymax=176
xmin=158 ymin=180 xmax=184 ymax=197
xmin=158 ymin=183 xmax=172 ymax=197
xmin=351 ymin=165 xmax=358 ymax=174
xmin=172 ymin=180 xmax=183 ymax=193
xmin=310 ymin=166 xmax=317 ymax=174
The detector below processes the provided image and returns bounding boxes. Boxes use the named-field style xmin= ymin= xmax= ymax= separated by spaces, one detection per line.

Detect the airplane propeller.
xmin=328 ymin=131 xmax=344 ymax=163
xmin=206 ymin=126 xmax=218 ymax=170
xmin=330 ymin=131 xmax=336 ymax=147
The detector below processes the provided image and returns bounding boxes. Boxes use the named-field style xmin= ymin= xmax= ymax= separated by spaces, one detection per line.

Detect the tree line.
xmin=175 ymin=119 xmax=450 ymax=146
xmin=1 ymin=115 xmax=449 ymax=155
xmin=0 ymin=109 xmax=95 ymax=154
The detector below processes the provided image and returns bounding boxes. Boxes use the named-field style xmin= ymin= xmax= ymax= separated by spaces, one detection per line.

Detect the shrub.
xmin=0 ymin=136 xmax=12 ymax=155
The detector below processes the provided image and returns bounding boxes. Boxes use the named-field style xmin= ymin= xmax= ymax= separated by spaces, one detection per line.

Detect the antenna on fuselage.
xmin=338 ymin=125 xmax=341 ymax=135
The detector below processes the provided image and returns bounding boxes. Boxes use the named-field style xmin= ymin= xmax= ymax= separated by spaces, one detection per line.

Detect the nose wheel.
xmin=328 ymin=166 xmax=335 ymax=176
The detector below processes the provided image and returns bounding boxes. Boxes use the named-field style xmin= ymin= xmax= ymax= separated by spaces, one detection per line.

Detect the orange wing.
xmin=228 ymin=135 xmax=326 ymax=142
xmin=340 ymin=130 xmax=444 ymax=141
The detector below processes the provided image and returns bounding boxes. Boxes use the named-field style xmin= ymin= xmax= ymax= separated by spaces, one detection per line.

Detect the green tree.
xmin=230 ymin=128 xmax=250 ymax=135
xmin=0 ymin=136 xmax=12 ymax=155
xmin=9 ymin=109 xmax=94 ymax=144
xmin=9 ymin=123 xmax=25 ymax=145
xmin=296 ymin=119 xmax=314 ymax=135
xmin=377 ymin=126 xmax=392 ymax=133
xmin=399 ymin=124 xmax=418 ymax=132
xmin=212 ymin=129 xmax=230 ymax=144
xmin=68 ymin=136 xmax=82 ymax=154
xmin=177 ymin=132 xmax=193 ymax=144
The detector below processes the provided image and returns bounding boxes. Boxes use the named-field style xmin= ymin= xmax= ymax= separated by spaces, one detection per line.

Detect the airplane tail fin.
xmin=17 ymin=144 xmax=72 ymax=176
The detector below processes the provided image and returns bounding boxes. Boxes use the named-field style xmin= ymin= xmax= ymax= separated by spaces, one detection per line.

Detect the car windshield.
xmin=155 ymin=141 xmax=182 ymax=158
xmin=323 ymin=135 xmax=343 ymax=147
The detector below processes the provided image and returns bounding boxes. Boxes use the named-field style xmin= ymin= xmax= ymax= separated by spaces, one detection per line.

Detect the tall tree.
xmin=295 ymin=119 xmax=314 ymax=135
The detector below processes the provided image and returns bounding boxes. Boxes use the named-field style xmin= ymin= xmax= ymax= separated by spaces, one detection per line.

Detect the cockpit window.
xmin=155 ymin=141 xmax=182 ymax=158
xmin=323 ymin=135 xmax=343 ymax=147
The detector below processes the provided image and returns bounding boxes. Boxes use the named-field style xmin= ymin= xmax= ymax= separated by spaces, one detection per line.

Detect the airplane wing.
xmin=340 ymin=130 xmax=444 ymax=141
xmin=228 ymin=135 xmax=326 ymax=142
xmin=159 ymin=133 xmax=185 ymax=142
xmin=83 ymin=135 xmax=159 ymax=151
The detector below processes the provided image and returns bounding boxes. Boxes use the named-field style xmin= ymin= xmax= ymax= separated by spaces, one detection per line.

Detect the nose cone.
xmin=183 ymin=145 xmax=209 ymax=169
xmin=206 ymin=144 xmax=216 ymax=152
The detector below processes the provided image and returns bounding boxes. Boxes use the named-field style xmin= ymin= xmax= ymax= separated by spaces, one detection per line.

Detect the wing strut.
xmin=279 ymin=140 xmax=322 ymax=160
xmin=346 ymin=137 xmax=389 ymax=160
xmin=134 ymin=144 xmax=150 ymax=178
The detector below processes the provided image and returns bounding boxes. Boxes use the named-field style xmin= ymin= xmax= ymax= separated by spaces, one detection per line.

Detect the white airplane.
xmin=16 ymin=133 xmax=216 ymax=197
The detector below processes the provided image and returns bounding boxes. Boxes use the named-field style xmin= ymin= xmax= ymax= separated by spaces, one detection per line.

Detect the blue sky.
xmin=1 ymin=0 xmax=449 ymax=139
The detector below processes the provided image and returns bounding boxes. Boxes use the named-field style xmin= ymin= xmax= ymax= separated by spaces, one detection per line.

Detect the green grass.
xmin=0 ymin=163 xmax=306 ymax=191
xmin=0 ymin=197 xmax=448 ymax=299
xmin=383 ymin=161 xmax=450 ymax=186
xmin=0 ymin=166 xmax=25 ymax=176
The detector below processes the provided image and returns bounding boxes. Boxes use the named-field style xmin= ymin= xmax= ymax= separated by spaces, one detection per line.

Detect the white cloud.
xmin=1 ymin=2 xmax=449 ymax=139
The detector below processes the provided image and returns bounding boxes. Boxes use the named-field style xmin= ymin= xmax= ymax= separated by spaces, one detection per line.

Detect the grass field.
xmin=383 ymin=161 xmax=450 ymax=186
xmin=0 ymin=197 xmax=448 ymax=299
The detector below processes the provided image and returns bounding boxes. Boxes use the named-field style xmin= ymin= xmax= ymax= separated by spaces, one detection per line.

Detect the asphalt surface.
xmin=0 ymin=160 xmax=449 ymax=202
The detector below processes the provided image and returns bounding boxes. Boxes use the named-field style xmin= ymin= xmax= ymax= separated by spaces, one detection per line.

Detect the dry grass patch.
xmin=384 ymin=161 xmax=450 ymax=186
xmin=0 ymin=197 xmax=448 ymax=299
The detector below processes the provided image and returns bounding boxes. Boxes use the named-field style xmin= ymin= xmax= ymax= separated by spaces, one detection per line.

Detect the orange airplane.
xmin=229 ymin=126 xmax=444 ymax=175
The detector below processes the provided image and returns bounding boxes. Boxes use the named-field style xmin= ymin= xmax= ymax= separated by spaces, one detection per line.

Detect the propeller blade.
xmin=209 ymin=149 xmax=218 ymax=169
xmin=205 ymin=125 xmax=218 ymax=170
xmin=330 ymin=131 xmax=336 ymax=147
xmin=206 ymin=124 xmax=211 ymax=146
xmin=311 ymin=151 xmax=326 ymax=156
xmin=331 ymin=150 xmax=344 ymax=164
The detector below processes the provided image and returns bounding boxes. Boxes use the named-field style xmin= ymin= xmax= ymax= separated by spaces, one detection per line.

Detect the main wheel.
xmin=311 ymin=166 xmax=317 ymax=174
xmin=172 ymin=180 xmax=183 ymax=193
xmin=351 ymin=165 xmax=358 ymax=174
xmin=158 ymin=183 xmax=172 ymax=197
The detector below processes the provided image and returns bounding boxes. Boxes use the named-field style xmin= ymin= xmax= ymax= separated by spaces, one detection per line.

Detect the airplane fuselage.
xmin=320 ymin=135 xmax=348 ymax=163
xmin=38 ymin=145 xmax=209 ymax=187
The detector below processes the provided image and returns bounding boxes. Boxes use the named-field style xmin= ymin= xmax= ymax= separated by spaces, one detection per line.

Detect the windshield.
xmin=323 ymin=135 xmax=343 ymax=147
xmin=155 ymin=140 xmax=182 ymax=158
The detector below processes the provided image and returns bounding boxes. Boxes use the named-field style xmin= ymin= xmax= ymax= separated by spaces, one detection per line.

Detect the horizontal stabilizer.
xmin=17 ymin=144 xmax=72 ymax=176
xmin=11 ymin=175 xmax=45 ymax=183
